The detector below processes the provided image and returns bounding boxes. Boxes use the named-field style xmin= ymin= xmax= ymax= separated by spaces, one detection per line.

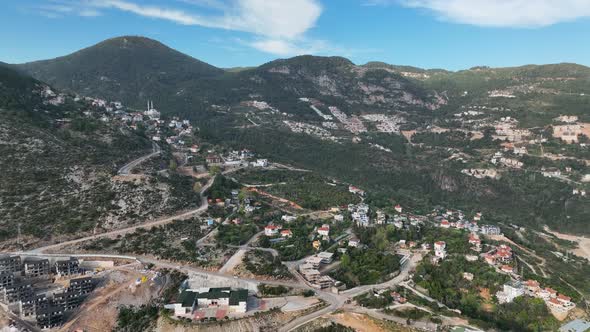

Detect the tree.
xmin=193 ymin=182 xmax=202 ymax=193
xmin=209 ymin=165 xmax=221 ymax=175
xmin=372 ymin=227 xmax=389 ymax=251
xmin=341 ymin=253 xmax=351 ymax=267
xmin=238 ymin=187 xmax=251 ymax=202
xmin=169 ymin=159 xmax=177 ymax=171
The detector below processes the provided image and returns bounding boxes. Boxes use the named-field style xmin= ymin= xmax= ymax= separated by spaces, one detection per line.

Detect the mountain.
xmin=0 ymin=63 xmax=47 ymax=111
xmin=16 ymin=37 xmax=445 ymax=118
xmin=17 ymin=36 xmax=224 ymax=109
xmin=370 ymin=62 xmax=590 ymax=97
xmin=8 ymin=36 xmax=590 ymax=236
xmin=0 ymin=67 xmax=199 ymax=249
xmin=249 ymin=55 xmax=444 ymax=111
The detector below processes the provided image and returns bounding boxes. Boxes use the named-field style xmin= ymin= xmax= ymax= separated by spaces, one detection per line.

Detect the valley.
xmin=0 ymin=36 xmax=589 ymax=332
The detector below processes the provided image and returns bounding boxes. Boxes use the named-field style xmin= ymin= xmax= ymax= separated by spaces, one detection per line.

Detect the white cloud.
xmin=95 ymin=0 xmax=322 ymax=40
xmin=250 ymin=39 xmax=303 ymax=56
xmin=95 ymin=0 xmax=202 ymax=25
xmin=35 ymin=2 xmax=102 ymax=18
xmin=223 ymin=0 xmax=322 ymax=39
xmin=87 ymin=0 xmax=322 ymax=55
xmin=176 ymin=0 xmax=229 ymax=11
xmin=80 ymin=0 xmax=325 ymax=56
xmin=398 ymin=0 xmax=590 ymax=27
xmin=248 ymin=38 xmax=331 ymax=56
xmin=79 ymin=9 xmax=102 ymax=17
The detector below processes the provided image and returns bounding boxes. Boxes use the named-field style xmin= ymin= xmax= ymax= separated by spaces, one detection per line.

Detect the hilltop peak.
xmin=260 ymin=55 xmax=355 ymax=71
xmin=17 ymin=36 xmax=223 ymax=108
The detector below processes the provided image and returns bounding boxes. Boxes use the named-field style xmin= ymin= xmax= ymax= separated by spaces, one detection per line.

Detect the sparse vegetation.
xmin=243 ymin=249 xmax=292 ymax=279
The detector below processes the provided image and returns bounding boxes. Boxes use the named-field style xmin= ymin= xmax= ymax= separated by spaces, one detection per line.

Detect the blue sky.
xmin=2 ymin=0 xmax=590 ymax=70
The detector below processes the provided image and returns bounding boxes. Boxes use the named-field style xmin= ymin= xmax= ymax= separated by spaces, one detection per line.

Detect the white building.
xmin=168 ymin=288 xmax=248 ymax=317
xmin=496 ymin=281 xmax=524 ymax=303
xmin=264 ymin=225 xmax=281 ymax=236
xmin=281 ymin=215 xmax=297 ymax=222
xmin=317 ymin=252 xmax=334 ymax=264
xmin=253 ymin=159 xmax=268 ymax=167
xmin=434 ymin=241 xmax=447 ymax=259
xmin=317 ymin=225 xmax=330 ymax=237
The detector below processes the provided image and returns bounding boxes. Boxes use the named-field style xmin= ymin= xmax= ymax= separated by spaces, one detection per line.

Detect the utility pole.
xmin=17 ymin=222 xmax=21 ymax=248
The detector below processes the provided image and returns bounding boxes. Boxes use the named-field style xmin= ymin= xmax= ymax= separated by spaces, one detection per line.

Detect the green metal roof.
xmin=196 ymin=290 xmax=228 ymax=299
xmin=191 ymin=288 xmax=247 ymax=305
xmin=229 ymin=289 xmax=248 ymax=305
xmin=179 ymin=290 xmax=196 ymax=307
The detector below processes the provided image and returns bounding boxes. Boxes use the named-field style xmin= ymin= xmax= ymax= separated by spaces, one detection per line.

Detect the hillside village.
xmin=1 ymin=35 xmax=590 ymax=332
xmin=227 ymin=90 xmax=590 ymax=197
xmin=5 ymin=115 xmax=582 ymax=332
xmin=10 ymin=91 xmax=588 ymax=330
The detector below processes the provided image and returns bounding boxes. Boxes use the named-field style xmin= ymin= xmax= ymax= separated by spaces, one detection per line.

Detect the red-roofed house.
xmin=495 ymin=246 xmax=513 ymax=263
xmin=468 ymin=233 xmax=481 ymax=245
xmin=264 ymin=225 xmax=281 ymax=236
xmin=394 ymin=204 xmax=403 ymax=213
xmin=434 ymin=241 xmax=447 ymax=259
xmin=318 ymin=226 xmax=330 ymax=237
xmin=281 ymin=230 xmax=293 ymax=238
xmin=440 ymin=220 xmax=450 ymax=228
xmin=348 ymin=186 xmax=365 ymax=196
xmin=548 ymin=298 xmax=561 ymax=308
xmin=501 ymin=265 xmax=514 ymax=273
xmin=525 ymin=280 xmax=540 ymax=295
xmin=391 ymin=292 xmax=407 ymax=304
xmin=557 ymin=294 xmax=572 ymax=306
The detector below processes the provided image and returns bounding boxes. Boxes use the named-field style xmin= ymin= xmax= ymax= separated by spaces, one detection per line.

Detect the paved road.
xmin=17 ymin=158 xmax=424 ymax=331
xmin=25 ymin=175 xmax=216 ymax=254
xmin=219 ymin=231 xmax=265 ymax=274
xmin=341 ymin=252 xmax=418 ymax=298
xmin=352 ymin=306 xmax=438 ymax=331
xmin=279 ymin=253 xmax=420 ymax=331
xmin=118 ymin=142 xmax=161 ymax=175
xmin=21 ymin=239 xmax=421 ymax=332
xmin=25 ymin=165 xmax=248 ymax=255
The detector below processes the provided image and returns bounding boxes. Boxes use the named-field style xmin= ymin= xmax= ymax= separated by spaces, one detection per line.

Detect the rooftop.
xmin=229 ymin=289 xmax=248 ymax=305
xmin=179 ymin=290 xmax=197 ymax=307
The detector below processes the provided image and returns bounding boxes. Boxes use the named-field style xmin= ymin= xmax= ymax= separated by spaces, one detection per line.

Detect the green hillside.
xmin=0 ymin=67 xmax=197 ymax=248
xmin=17 ymin=36 xmax=224 ymax=109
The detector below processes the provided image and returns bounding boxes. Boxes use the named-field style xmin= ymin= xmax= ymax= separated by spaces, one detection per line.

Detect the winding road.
xmin=16 ymin=150 xmax=425 ymax=331
xmin=25 ymin=175 xmax=215 ymax=254
xmin=117 ymin=142 xmax=161 ymax=175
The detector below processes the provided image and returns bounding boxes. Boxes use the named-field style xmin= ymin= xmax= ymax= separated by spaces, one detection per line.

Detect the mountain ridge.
xmin=17 ymin=36 xmax=224 ymax=109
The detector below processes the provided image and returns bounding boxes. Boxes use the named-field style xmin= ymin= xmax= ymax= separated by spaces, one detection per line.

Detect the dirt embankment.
xmin=544 ymin=226 xmax=590 ymax=261
xmin=155 ymin=310 xmax=297 ymax=332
